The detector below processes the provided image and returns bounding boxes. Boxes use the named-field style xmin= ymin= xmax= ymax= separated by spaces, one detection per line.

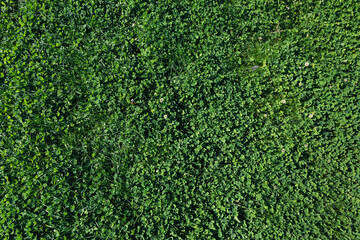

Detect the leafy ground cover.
xmin=1 ymin=0 xmax=359 ymax=239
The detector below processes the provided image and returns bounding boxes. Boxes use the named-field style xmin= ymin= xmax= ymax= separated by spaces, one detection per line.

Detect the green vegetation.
xmin=1 ymin=0 xmax=359 ymax=239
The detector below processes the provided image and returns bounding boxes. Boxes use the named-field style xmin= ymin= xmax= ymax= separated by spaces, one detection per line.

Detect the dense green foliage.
xmin=1 ymin=0 xmax=359 ymax=239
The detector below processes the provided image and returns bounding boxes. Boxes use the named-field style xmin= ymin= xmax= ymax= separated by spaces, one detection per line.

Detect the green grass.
xmin=1 ymin=0 xmax=359 ymax=239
